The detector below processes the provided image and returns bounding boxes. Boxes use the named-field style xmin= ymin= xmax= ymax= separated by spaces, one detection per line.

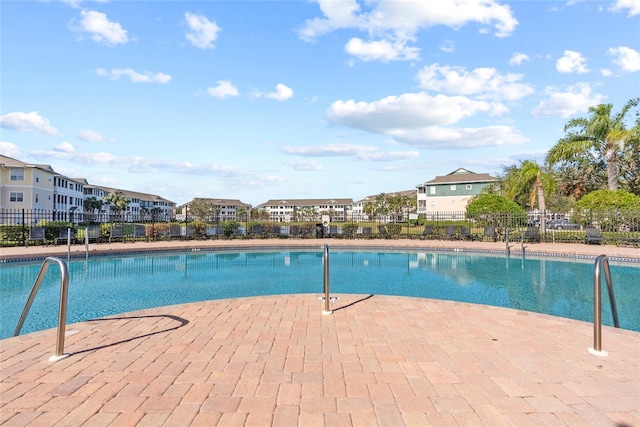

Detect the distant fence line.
xmin=1 ymin=208 xmax=638 ymax=247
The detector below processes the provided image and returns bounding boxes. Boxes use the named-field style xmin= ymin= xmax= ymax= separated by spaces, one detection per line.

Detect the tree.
xmin=619 ymin=126 xmax=640 ymax=195
xmin=83 ymin=197 xmax=103 ymax=213
xmin=551 ymin=155 xmax=607 ymax=200
xmin=466 ymin=194 xmax=525 ymax=216
xmin=187 ymin=199 xmax=218 ymax=221
xmin=501 ymin=160 xmax=555 ymax=229
xmin=104 ymin=191 xmax=129 ymax=219
xmin=466 ymin=194 xmax=526 ymax=230
xmin=547 ymin=98 xmax=640 ymax=191
xmin=575 ymin=189 xmax=640 ymax=231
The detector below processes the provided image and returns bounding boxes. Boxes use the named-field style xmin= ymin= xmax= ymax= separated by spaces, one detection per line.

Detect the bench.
xmin=615 ymin=237 xmax=640 ymax=248
xmin=26 ymin=226 xmax=46 ymax=246
xmin=109 ymin=225 xmax=126 ymax=243
xmin=54 ymin=228 xmax=76 ymax=245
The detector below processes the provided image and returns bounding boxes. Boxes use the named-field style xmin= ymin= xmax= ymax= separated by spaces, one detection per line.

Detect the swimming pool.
xmin=1 ymin=249 xmax=639 ymax=339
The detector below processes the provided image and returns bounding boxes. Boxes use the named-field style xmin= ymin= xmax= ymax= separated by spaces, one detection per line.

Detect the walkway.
xmin=1 ymin=239 xmax=639 ymax=426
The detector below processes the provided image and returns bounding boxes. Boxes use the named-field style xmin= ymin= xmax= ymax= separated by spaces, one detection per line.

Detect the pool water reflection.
xmin=1 ymin=250 xmax=638 ymax=339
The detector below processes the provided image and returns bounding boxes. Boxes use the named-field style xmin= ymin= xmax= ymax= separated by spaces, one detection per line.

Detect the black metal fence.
xmin=1 ymin=208 xmax=639 ymax=248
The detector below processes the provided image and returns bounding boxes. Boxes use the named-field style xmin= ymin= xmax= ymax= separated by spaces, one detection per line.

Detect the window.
xmin=10 ymin=192 xmax=24 ymax=202
xmin=429 ymin=187 xmax=436 ymax=195
xmin=466 ymin=184 xmax=472 ymax=190
xmin=450 ymin=185 xmax=456 ymax=191
xmin=10 ymin=168 xmax=24 ymax=181
xmin=430 ymin=201 xmax=436 ymax=208
xmin=35 ymin=194 xmax=39 ymax=203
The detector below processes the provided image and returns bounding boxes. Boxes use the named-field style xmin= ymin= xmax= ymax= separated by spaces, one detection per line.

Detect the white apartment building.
xmin=182 ymin=198 xmax=251 ymax=222
xmin=258 ymin=198 xmax=353 ymax=222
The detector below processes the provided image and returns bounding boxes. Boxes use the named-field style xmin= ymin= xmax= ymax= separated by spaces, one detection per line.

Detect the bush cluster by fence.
xmin=1 ymin=208 xmax=639 ymax=247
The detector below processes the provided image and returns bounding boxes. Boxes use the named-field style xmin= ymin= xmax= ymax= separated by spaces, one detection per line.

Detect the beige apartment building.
xmin=0 ymin=155 xmax=175 ymax=223
xmin=416 ymin=168 xmax=499 ymax=218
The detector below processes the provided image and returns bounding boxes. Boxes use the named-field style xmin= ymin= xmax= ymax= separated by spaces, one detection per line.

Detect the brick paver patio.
xmin=1 ymin=239 xmax=639 ymax=426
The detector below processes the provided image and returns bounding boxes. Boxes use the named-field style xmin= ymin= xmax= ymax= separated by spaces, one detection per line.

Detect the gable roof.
xmin=420 ymin=168 xmax=498 ymax=185
xmin=0 ymin=155 xmax=57 ymax=174
xmin=258 ymin=198 xmax=354 ymax=208
xmin=186 ymin=198 xmax=250 ymax=208
xmin=354 ymin=189 xmax=417 ymax=204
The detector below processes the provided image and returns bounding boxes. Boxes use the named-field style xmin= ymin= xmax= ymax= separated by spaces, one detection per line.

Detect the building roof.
xmin=354 ymin=189 xmax=417 ymax=204
xmin=186 ymin=198 xmax=251 ymax=208
xmin=419 ymin=168 xmax=498 ymax=186
xmin=0 ymin=155 xmax=56 ymax=174
xmin=258 ymin=198 xmax=354 ymax=208
xmin=93 ymin=185 xmax=175 ymax=205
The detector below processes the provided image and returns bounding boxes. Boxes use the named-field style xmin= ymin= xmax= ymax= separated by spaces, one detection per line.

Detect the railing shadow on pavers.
xmin=332 ymin=294 xmax=375 ymax=312
xmin=69 ymin=314 xmax=189 ymax=356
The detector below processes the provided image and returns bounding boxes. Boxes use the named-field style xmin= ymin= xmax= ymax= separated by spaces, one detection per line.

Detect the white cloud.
xmin=389 ymin=125 xmax=528 ymax=149
xmin=297 ymin=0 xmax=517 ymax=62
xmin=609 ymin=0 xmax=640 ymax=16
xmin=325 ymin=92 xmax=526 ymax=149
xmin=0 ymin=111 xmax=60 ymax=135
xmin=266 ymin=84 xmax=294 ymax=101
xmin=345 ymin=37 xmax=420 ymax=62
xmin=327 ymin=92 xmax=500 ymax=133
xmin=280 ymin=143 xmax=419 ymax=161
xmin=509 ymin=52 xmax=529 ymax=66
xmin=600 ymin=68 xmax=613 ymax=77
xmin=556 ymin=50 xmax=589 ymax=74
xmin=96 ymin=68 xmax=171 ymax=84
xmin=54 ymin=142 xmax=75 ymax=153
xmin=608 ymin=46 xmax=640 ymax=72
xmin=77 ymin=129 xmax=114 ymax=142
xmin=206 ymin=80 xmax=239 ymax=98
xmin=70 ymin=10 xmax=128 ymax=46
xmin=184 ymin=12 xmax=220 ymax=49
xmin=531 ymin=83 xmax=605 ymax=118
xmin=0 ymin=142 xmax=21 ymax=158
xmin=416 ymin=63 xmax=534 ymax=101
xmin=439 ymin=39 xmax=455 ymax=53
xmin=286 ymin=160 xmax=324 ymax=171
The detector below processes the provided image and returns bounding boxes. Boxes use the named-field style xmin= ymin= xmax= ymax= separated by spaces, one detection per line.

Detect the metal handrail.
xmin=589 ymin=254 xmax=620 ymax=357
xmin=13 ymin=256 xmax=70 ymax=362
xmin=322 ymin=244 xmax=332 ymax=315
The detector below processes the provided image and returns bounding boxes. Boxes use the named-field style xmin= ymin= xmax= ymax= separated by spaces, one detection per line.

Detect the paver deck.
xmin=1 ymin=239 xmax=639 ymax=426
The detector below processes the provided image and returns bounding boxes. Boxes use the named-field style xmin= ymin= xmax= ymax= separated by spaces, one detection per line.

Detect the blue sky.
xmin=1 ymin=0 xmax=639 ymax=207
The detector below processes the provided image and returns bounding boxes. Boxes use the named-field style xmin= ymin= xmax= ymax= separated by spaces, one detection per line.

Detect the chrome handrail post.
xmin=322 ymin=244 xmax=332 ymax=315
xmin=589 ymin=254 xmax=620 ymax=357
xmin=13 ymin=257 xmax=70 ymax=362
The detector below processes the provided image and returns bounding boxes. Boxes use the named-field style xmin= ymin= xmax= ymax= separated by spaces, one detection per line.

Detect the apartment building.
xmin=0 ymin=155 xmax=56 ymax=211
xmin=257 ymin=198 xmax=353 ymax=223
xmin=416 ymin=168 xmax=498 ymax=217
xmin=93 ymin=186 xmax=176 ymax=221
xmin=352 ymin=189 xmax=417 ymax=221
xmin=0 ymin=155 xmax=175 ymax=223
xmin=182 ymin=198 xmax=251 ymax=222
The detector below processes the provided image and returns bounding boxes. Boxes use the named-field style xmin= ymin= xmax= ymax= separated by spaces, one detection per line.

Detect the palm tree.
xmin=547 ymin=98 xmax=639 ymax=191
xmin=105 ymin=191 xmax=130 ymax=221
xmin=502 ymin=160 xmax=555 ymax=229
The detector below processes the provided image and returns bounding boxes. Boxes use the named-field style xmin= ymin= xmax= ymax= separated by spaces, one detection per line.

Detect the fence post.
xmin=21 ymin=209 xmax=27 ymax=246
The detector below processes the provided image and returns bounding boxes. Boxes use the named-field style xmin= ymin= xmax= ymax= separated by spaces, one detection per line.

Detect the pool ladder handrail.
xmin=589 ymin=254 xmax=620 ymax=357
xmin=13 ymin=256 xmax=70 ymax=362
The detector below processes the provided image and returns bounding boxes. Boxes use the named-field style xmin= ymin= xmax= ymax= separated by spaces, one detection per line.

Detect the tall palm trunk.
xmin=605 ymin=148 xmax=619 ymax=190
xmin=535 ymin=178 xmax=547 ymax=229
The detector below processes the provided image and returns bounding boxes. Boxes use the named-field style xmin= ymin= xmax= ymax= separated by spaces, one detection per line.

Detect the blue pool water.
xmin=1 ymin=250 xmax=639 ymax=339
